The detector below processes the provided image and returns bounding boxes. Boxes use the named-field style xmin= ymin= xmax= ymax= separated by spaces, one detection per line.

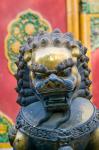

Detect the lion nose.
xmin=49 ymin=74 xmax=58 ymax=81
xmin=46 ymin=74 xmax=65 ymax=88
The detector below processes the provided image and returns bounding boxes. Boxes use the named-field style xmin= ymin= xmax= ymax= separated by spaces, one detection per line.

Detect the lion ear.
xmin=72 ymin=47 xmax=81 ymax=58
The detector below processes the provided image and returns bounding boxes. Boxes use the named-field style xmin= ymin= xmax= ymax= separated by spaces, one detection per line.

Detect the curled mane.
xmin=15 ymin=29 xmax=92 ymax=106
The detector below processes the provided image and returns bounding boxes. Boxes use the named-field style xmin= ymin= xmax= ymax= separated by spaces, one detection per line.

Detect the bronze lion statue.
xmin=8 ymin=29 xmax=99 ymax=150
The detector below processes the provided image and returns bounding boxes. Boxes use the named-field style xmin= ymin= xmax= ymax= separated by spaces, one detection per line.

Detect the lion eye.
xmin=63 ymin=68 xmax=71 ymax=76
xmin=35 ymin=72 xmax=46 ymax=79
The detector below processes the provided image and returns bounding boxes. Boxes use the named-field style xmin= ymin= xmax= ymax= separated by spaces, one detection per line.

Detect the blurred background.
xmin=0 ymin=0 xmax=99 ymax=149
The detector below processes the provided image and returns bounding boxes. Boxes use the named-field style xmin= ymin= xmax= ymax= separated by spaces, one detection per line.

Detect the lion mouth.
xmin=38 ymin=88 xmax=67 ymax=96
xmin=34 ymin=75 xmax=76 ymax=99
xmin=42 ymin=94 xmax=70 ymax=112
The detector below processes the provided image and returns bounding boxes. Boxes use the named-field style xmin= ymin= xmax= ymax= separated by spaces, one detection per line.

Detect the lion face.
xmin=31 ymin=47 xmax=79 ymax=92
xmin=26 ymin=46 xmax=81 ymax=111
xmin=16 ymin=29 xmax=91 ymax=109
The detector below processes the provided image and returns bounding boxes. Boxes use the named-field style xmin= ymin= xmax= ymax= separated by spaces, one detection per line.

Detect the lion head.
xmin=16 ymin=29 xmax=92 ymax=112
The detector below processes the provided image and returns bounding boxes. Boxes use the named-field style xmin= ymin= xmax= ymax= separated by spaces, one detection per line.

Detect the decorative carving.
xmin=0 ymin=111 xmax=13 ymax=148
xmin=81 ymin=0 xmax=99 ymax=14
xmin=91 ymin=17 xmax=99 ymax=51
xmin=5 ymin=9 xmax=52 ymax=74
xmin=16 ymin=109 xmax=98 ymax=144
